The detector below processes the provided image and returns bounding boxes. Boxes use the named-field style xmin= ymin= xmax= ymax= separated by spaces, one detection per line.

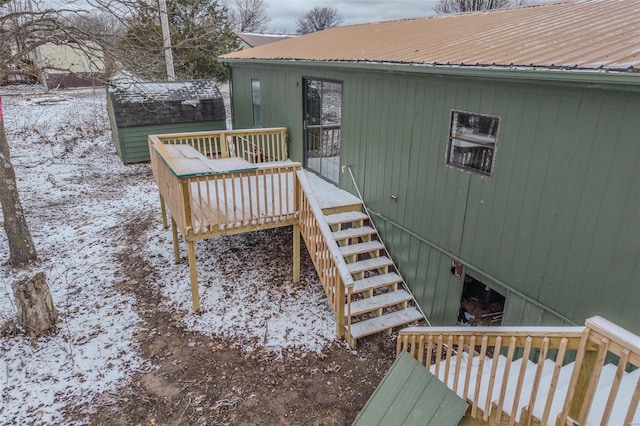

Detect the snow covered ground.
xmin=0 ymin=85 xmax=336 ymax=424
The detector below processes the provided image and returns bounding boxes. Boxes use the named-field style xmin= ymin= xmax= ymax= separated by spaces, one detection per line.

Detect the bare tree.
xmin=434 ymin=0 xmax=529 ymax=13
xmin=0 ymin=104 xmax=36 ymax=266
xmin=230 ymin=0 xmax=268 ymax=33
xmin=0 ymin=0 xmax=98 ymax=334
xmin=0 ymin=0 xmax=100 ymax=84
xmin=296 ymin=6 xmax=343 ymax=35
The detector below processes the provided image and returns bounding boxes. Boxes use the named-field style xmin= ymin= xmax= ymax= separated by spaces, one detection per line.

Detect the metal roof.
xmin=222 ymin=0 xmax=640 ymax=73
xmin=352 ymin=352 xmax=468 ymax=425
xmin=108 ymin=80 xmax=222 ymax=104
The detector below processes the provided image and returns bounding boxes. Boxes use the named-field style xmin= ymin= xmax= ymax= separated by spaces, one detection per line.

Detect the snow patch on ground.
xmin=0 ymin=86 xmax=336 ymax=424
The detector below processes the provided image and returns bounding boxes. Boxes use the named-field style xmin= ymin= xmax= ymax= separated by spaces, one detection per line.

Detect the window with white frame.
xmin=446 ymin=110 xmax=500 ymax=176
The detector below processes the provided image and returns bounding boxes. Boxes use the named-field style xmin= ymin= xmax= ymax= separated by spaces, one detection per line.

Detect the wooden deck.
xmin=149 ymin=128 xmax=302 ymax=311
xmin=149 ymin=128 xmax=425 ymax=345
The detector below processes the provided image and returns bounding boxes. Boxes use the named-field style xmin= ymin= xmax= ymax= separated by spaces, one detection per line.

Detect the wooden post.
xmin=336 ymin=277 xmax=345 ymax=340
xmin=187 ymin=239 xmax=200 ymax=311
xmin=557 ymin=328 xmax=599 ymax=425
xmin=567 ymin=348 xmax=598 ymax=421
xmin=160 ymin=193 xmax=168 ymax=229
xmin=171 ymin=217 xmax=180 ymax=263
xmin=292 ymin=223 xmax=300 ymax=283
xmin=292 ymin=169 xmax=300 ymax=283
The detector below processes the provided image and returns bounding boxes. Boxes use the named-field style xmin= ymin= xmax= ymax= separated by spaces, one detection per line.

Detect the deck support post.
xmin=293 ymin=223 xmax=300 ymax=283
xmin=171 ymin=217 xmax=180 ymax=263
xmin=160 ymin=193 xmax=168 ymax=229
xmin=336 ymin=278 xmax=345 ymax=340
xmin=187 ymin=238 xmax=200 ymax=312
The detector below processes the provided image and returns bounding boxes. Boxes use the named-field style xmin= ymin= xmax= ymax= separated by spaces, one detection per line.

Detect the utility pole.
xmin=158 ymin=0 xmax=176 ymax=81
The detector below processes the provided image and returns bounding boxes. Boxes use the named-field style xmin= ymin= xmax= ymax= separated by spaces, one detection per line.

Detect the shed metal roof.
xmin=352 ymin=351 xmax=468 ymax=425
xmin=222 ymin=0 xmax=640 ymax=73
xmin=108 ymin=80 xmax=222 ymax=104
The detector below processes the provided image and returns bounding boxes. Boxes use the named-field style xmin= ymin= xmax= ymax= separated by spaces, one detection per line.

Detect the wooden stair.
xmin=431 ymin=354 xmax=640 ymax=425
xmin=324 ymin=209 xmax=425 ymax=347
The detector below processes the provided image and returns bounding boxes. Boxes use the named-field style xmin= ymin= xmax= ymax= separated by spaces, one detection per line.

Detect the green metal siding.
xmin=116 ymin=121 xmax=225 ymax=164
xmin=228 ymin=62 xmax=640 ymax=333
xmin=373 ymin=212 xmax=463 ymax=326
xmin=353 ymin=351 xmax=468 ymax=426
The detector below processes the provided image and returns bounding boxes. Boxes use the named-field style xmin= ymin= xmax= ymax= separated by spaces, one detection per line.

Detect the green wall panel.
xmin=228 ymin=61 xmax=640 ymax=333
xmin=117 ymin=120 xmax=225 ymax=163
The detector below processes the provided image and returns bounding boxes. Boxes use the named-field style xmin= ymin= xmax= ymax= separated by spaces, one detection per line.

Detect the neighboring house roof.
xmin=236 ymin=33 xmax=295 ymax=49
xmin=222 ymin=0 xmax=640 ymax=73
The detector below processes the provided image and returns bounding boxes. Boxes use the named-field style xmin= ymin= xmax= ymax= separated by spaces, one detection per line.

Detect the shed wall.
xmin=117 ymin=121 xmax=226 ymax=164
xmin=229 ymin=63 xmax=640 ymax=332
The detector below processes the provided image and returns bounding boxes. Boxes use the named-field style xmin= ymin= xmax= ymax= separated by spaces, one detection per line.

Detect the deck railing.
xmin=149 ymin=127 xmax=288 ymax=163
xmin=306 ymin=123 xmax=341 ymax=156
xmin=180 ymin=164 xmax=299 ymax=236
xmin=149 ymin=128 xmax=294 ymax=239
xmin=296 ymin=169 xmax=354 ymax=339
xmin=397 ymin=316 xmax=640 ymax=425
xmin=559 ymin=316 xmax=640 ymax=426
xmin=148 ymin=128 xmax=298 ymax=312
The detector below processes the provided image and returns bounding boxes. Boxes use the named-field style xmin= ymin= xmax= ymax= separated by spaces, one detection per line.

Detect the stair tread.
xmin=347 ymin=256 xmax=393 ymax=274
xmin=581 ymin=364 xmax=626 ymax=425
xmin=500 ymin=358 xmax=556 ymax=422
xmin=346 ymin=290 xmax=413 ymax=316
xmin=325 ymin=211 xmax=369 ymax=225
xmin=604 ymin=368 xmax=640 ymax=426
xmin=332 ymin=226 xmax=375 ymax=241
xmin=349 ymin=308 xmax=423 ymax=340
xmin=353 ymin=273 xmax=403 ymax=293
xmin=339 ymin=241 xmax=385 ymax=257
xmin=530 ymin=361 xmax=576 ymax=420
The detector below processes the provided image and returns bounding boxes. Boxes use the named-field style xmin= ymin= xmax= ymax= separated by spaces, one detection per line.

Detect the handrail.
xmin=559 ymin=316 xmax=640 ymax=425
xmin=398 ymin=325 xmax=587 ymax=424
xmin=296 ymin=169 xmax=354 ymax=339
xmin=296 ymin=170 xmax=354 ymax=289
xmin=398 ymin=318 xmax=640 ymax=425
xmin=345 ymin=165 xmax=430 ymax=325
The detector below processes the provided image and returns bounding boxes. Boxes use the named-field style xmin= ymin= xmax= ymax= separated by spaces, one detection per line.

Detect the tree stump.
xmin=12 ymin=272 xmax=58 ymax=335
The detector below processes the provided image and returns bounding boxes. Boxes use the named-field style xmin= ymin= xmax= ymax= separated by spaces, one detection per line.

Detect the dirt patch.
xmin=69 ymin=213 xmax=396 ymax=425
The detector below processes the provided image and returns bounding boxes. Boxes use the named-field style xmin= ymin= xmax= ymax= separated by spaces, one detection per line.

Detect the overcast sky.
xmin=263 ymin=0 xmax=440 ymax=34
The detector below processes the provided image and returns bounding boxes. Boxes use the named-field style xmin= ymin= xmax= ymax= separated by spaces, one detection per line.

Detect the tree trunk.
xmin=12 ymin=272 xmax=58 ymax=335
xmin=0 ymin=96 xmax=37 ymax=265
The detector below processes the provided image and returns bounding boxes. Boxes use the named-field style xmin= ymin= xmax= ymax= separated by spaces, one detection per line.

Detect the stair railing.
xmin=344 ymin=165 xmax=429 ymax=325
xmin=558 ymin=316 xmax=640 ymax=426
xmin=398 ymin=317 xmax=640 ymax=425
xmin=397 ymin=325 xmax=586 ymax=424
xmin=296 ymin=170 xmax=355 ymax=339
